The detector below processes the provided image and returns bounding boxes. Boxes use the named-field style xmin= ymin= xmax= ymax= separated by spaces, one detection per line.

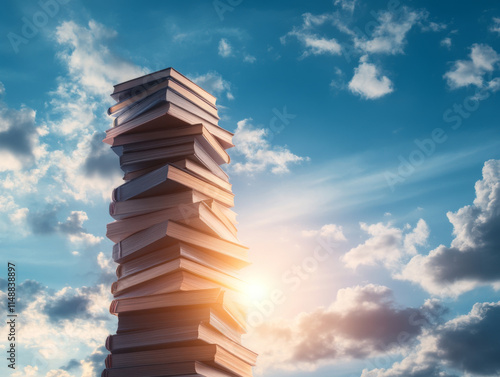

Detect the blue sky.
xmin=1 ymin=0 xmax=500 ymax=376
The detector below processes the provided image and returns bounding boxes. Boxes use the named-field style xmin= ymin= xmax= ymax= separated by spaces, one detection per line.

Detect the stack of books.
xmin=101 ymin=68 xmax=257 ymax=377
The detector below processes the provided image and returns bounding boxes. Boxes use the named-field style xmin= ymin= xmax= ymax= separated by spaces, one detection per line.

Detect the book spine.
xmin=105 ymin=335 xmax=112 ymax=351
xmin=105 ymin=354 xmax=112 ymax=368
xmin=112 ymin=243 xmax=121 ymax=262
xmin=111 ymin=187 xmax=119 ymax=202
xmin=109 ymin=300 xmax=118 ymax=315
xmin=116 ymin=264 xmax=122 ymax=278
xmin=111 ymin=282 xmax=118 ymax=295
xmin=109 ymin=202 xmax=115 ymax=216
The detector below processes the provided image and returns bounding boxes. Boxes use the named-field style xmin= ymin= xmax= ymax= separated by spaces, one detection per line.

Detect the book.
xmin=112 ymin=164 xmax=234 ymax=207
xmin=105 ymin=344 xmax=254 ymax=377
xmin=113 ymin=87 xmax=220 ymax=129
xmin=103 ymin=67 xmax=256 ymax=377
xmin=106 ymin=201 xmax=239 ymax=243
xmin=101 ymin=360 xmax=237 ymax=377
xmin=119 ymin=138 xmax=229 ymax=183
xmin=203 ymin=199 xmax=238 ymax=237
xmin=109 ymin=78 xmax=219 ymax=119
xmin=109 ymin=190 xmax=209 ymax=221
xmin=109 ymin=287 xmax=245 ymax=317
xmin=115 ymin=242 xmax=246 ymax=280
xmin=112 ymin=221 xmax=248 ymax=265
xmin=111 ymin=268 xmax=244 ymax=299
xmin=111 ymin=257 xmax=246 ymax=296
xmin=172 ymin=159 xmax=232 ymax=192
xmin=116 ymin=306 xmax=244 ymax=342
xmin=111 ymin=67 xmax=217 ymax=107
xmin=109 ymin=123 xmax=229 ymax=164
xmin=105 ymin=322 xmax=257 ymax=366
xmin=103 ymin=101 xmax=234 ymax=150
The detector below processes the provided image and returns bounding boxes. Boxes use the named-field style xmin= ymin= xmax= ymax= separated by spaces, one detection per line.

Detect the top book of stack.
xmin=103 ymin=67 xmax=233 ymax=149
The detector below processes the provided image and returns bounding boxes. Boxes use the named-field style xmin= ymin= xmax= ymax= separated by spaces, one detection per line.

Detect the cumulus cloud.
xmin=230 ymin=118 xmax=308 ymax=174
xmin=27 ymin=208 xmax=102 ymax=246
xmin=44 ymin=20 xmax=139 ymax=200
xmin=59 ymin=211 xmax=103 ymax=246
xmin=281 ymin=6 xmax=443 ymax=99
xmin=342 ymin=219 xmax=429 ymax=270
xmin=361 ymin=301 xmax=500 ymax=377
xmin=55 ymin=20 xmax=145 ymax=98
xmin=0 ymin=278 xmax=113 ymax=377
xmin=0 ymin=88 xmax=48 ymax=173
xmin=444 ymin=43 xmax=500 ymax=89
xmin=398 ymin=160 xmax=500 ymax=296
xmin=218 ymin=38 xmax=232 ymax=57
xmin=302 ymin=224 xmax=347 ymax=241
xmin=0 ymin=194 xmax=30 ymax=236
xmin=354 ymin=8 xmax=426 ymax=55
xmin=50 ymin=132 xmax=122 ymax=202
xmin=248 ymin=284 xmax=444 ymax=373
xmin=190 ymin=71 xmax=234 ymax=100
xmin=348 ymin=58 xmax=394 ymax=99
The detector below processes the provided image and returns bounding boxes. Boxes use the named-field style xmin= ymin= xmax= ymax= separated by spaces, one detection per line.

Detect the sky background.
xmin=1 ymin=0 xmax=500 ymax=376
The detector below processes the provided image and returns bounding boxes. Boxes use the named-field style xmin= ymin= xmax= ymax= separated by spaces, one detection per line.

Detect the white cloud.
xmin=354 ymin=8 xmax=426 ymax=55
xmin=11 ymin=365 xmax=40 ymax=377
xmin=398 ymin=159 xmax=500 ymax=296
xmin=342 ymin=219 xmax=428 ymax=270
xmin=9 ymin=207 xmax=29 ymax=226
xmin=58 ymin=210 xmax=103 ymax=246
xmin=218 ymin=38 xmax=232 ymax=57
xmin=49 ymin=133 xmax=122 ymax=202
xmin=0 ymin=81 xmax=5 ymax=96
xmin=302 ymin=224 xmax=347 ymax=241
xmin=190 ymin=71 xmax=234 ymax=101
xmin=334 ymin=0 xmax=357 ymax=13
xmin=97 ymin=251 xmax=115 ymax=274
xmin=403 ymin=218 xmax=429 ymax=255
xmin=49 ymin=368 xmax=75 ymax=377
xmin=0 ymin=280 xmax=112 ymax=376
xmin=348 ymin=59 xmax=393 ymax=99
xmin=440 ymin=37 xmax=452 ymax=49
xmin=303 ymin=35 xmax=342 ymax=56
xmin=280 ymin=13 xmax=341 ymax=57
xmin=243 ymin=54 xmax=256 ymax=63
xmin=230 ymin=119 xmax=308 ymax=174
xmin=281 ymin=7 xmax=443 ymax=98
xmin=490 ymin=17 xmax=500 ymax=35
xmin=55 ymin=20 xmax=146 ymax=98
xmin=444 ymin=43 xmax=500 ymax=89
